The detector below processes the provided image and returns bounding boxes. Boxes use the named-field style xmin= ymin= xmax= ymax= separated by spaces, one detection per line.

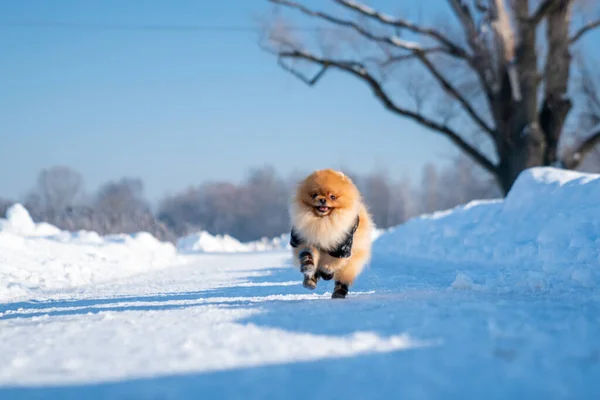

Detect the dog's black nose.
xmin=319 ymin=198 xmax=326 ymax=205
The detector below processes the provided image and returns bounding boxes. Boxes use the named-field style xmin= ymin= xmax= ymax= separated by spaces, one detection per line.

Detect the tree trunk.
xmin=491 ymin=0 xmax=573 ymax=196
xmin=495 ymin=98 xmax=572 ymax=195
xmin=496 ymin=135 xmax=545 ymax=194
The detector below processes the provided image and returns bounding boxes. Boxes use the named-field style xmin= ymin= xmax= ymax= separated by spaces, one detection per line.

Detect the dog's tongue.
xmin=318 ymin=206 xmax=329 ymax=212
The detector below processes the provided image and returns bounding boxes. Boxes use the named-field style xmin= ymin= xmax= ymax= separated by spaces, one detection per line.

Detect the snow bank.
xmin=178 ymin=227 xmax=386 ymax=254
xmin=177 ymin=231 xmax=290 ymax=254
xmin=0 ymin=203 xmax=61 ymax=236
xmin=374 ymin=167 xmax=600 ymax=292
xmin=371 ymin=227 xmax=387 ymax=242
xmin=244 ymin=233 xmax=290 ymax=252
xmin=0 ymin=204 xmax=181 ymax=302
xmin=0 ymin=201 xmax=382 ymax=300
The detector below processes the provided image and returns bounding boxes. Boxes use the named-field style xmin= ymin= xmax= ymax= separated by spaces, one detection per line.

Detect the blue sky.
xmin=2 ymin=0 xmax=594 ymax=202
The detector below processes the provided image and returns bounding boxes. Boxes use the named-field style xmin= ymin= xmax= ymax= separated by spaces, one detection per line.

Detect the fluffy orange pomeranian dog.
xmin=289 ymin=169 xmax=373 ymax=299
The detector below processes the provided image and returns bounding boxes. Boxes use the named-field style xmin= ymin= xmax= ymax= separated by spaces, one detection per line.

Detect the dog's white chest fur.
xmin=290 ymin=203 xmax=359 ymax=250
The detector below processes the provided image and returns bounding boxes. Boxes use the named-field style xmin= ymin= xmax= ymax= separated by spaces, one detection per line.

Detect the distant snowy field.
xmin=0 ymin=167 xmax=598 ymax=399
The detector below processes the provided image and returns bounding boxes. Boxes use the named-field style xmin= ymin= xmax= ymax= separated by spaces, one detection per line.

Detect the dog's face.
xmin=295 ymin=169 xmax=359 ymax=218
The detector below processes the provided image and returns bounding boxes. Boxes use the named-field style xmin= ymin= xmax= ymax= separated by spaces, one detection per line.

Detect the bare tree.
xmin=564 ymin=58 xmax=600 ymax=172
xmin=0 ymin=197 xmax=15 ymax=218
xmin=25 ymin=166 xmax=84 ymax=220
xmin=92 ymin=177 xmax=175 ymax=241
xmin=239 ymin=166 xmax=291 ymax=240
xmin=95 ymin=178 xmax=147 ymax=215
xmin=393 ymin=175 xmax=419 ymax=222
xmin=15 ymin=168 xmax=174 ymax=241
xmin=421 ymin=163 xmax=440 ymax=214
xmin=418 ymin=156 xmax=500 ymax=215
xmin=159 ymin=167 xmax=292 ymax=241
xmin=338 ymin=167 xmax=416 ymax=227
xmin=157 ymin=182 xmax=243 ymax=239
xmin=197 ymin=182 xmax=242 ymax=237
xmin=358 ymin=170 xmax=409 ymax=228
xmin=262 ymin=0 xmax=600 ymax=194
xmin=438 ymin=154 xmax=502 ymax=209
xmin=158 ymin=187 xmax=205 ymax=236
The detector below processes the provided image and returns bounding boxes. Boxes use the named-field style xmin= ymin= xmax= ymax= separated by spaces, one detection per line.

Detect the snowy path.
xmin=1 ymin=252 xmax=599 ymax=399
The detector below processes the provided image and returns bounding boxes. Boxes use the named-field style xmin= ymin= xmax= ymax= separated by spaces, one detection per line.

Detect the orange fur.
xmin=290 ymin=169 xmax=373 ymax=286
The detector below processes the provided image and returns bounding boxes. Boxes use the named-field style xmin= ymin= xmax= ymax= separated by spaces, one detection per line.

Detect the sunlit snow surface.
xmin=1 ymin=167 xmax=599 ymax=399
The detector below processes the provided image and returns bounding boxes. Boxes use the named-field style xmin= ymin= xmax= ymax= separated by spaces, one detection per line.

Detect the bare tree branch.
xmin=261 ymin=0 xmax=598 ymax=194
xmin=563 ymin=130 xmax=600 ymax=169
xmin=447 ymin=0 xmax=496 ymax=96
xmin=268 ymin=0 xmax=440 ymax=54
xmin=570 ymin=18 xmax=600 ymax=44
xmin=278 ymin=49 xmax=498 ymax=175
xmin=475 ymin=0 xmax=489 ymax=13
xmin=530 ymin=0 xmax=562 ymax=24
xmin=447 ymin=0 xmax=480 ymax=46
xmin=268 ymin=0 xmax=495 ymax=137
xmin=580 ymin=60 xmax=600 ymax=113
xmin=380 ymin=47 xmax=448 ymax=65
xmin=277 ymin=58 xmax=329 ymax=85
xmin=332 ymin=0 xmax=471 ymax=59
xmin=416 ymin=54 xmax=496 ymax=137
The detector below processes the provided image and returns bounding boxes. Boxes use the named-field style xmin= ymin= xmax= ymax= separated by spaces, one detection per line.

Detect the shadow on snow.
xmin=1 ymin=257 xmax=599 ymax=399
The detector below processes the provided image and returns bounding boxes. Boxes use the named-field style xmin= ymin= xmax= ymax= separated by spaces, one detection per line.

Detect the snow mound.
xmin=52 ymin=230 xmax=105 ymax=245
xmin=244 ymin=233 xmax=290 ymax=252
xmin=177 ymin=231 xmax=245 ymax=253
xmin=0 ymin=203 xmax=61 ymax=236
xmin=371 ymin=227 xmax=387 ymax=242
xmin=178 ymin=227 xmax=385 ymax=255
xmin=374 ymin=167 xmax=600 ymax=293
xmin=0 ymin=204 xmax=181 ymax=302
xmin=177 ymin=232 xmax=290 ymax=254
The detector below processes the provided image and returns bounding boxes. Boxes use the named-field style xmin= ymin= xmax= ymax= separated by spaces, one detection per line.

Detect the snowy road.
xmin=1 ymin=251 xmax=599 ymax=399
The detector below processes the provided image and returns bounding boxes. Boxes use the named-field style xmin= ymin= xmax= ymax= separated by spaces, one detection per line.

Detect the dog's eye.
xmin=330 ymin=195 xmax=336 ymax=200
xmin=311 ymin=194 xmax=318 ymax=199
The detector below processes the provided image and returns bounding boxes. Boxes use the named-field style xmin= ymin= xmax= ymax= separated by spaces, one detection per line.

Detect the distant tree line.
xmin=0 ymin=166 xmax=175 ymax=242
xmin=0 ymin=156 xmax=549 ymax=243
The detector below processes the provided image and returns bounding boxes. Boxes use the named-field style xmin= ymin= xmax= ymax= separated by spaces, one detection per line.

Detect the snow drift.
xmin=177 ymin=232 xmax=289 ymax=254
xmin=0 ymin=204 xmax=62 ymax=237
xmin=0 ymin=204 xmax=180 ymax=302
xmin=177 ymin=229 xmax=386 ymax=254
xmin=373 ymin=167 xmax=600 ymax=292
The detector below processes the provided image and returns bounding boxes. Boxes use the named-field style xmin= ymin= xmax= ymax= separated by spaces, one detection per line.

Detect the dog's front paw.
xmin=302 ymin=275 xmax=318 ymax=290
xmin=299 ymin=251 xmax=315 ymax=273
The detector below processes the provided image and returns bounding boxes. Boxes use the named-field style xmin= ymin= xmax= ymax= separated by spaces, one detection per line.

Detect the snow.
xmin=0 ymin=204 xmax=61 ymax=237
xmin=450 ymin=272 xmax=483 ymax=291
xmin=374 ymin=167 xmax=600 ymax=294
xmin=1 ymin=167 xmax=599 ymax=398
xmin=177 ymin=229 xmax=385 ymax=254
xmin=177 ymin=231 xmax=290 ymax=254
xmin=0 ymin=299 xmax=424 ymax=386
xmin=0 ymin=252 xmax=433 ymax=395
xmin=0 ymin=204 xmax=181 ymax=302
